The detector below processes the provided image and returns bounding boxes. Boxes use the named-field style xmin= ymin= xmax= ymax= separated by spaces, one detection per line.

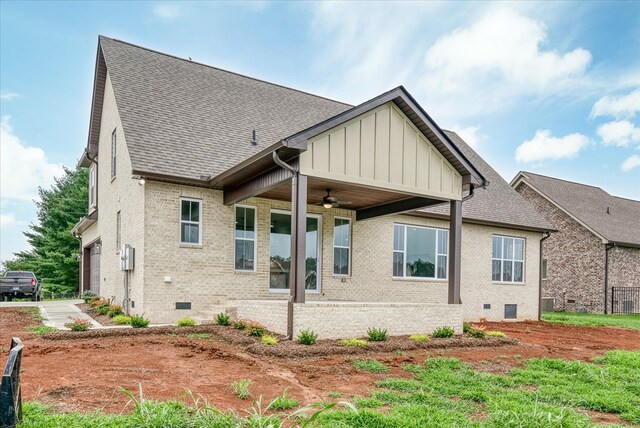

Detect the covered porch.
xmin=212 ymin=87 xmax=486 ymax=338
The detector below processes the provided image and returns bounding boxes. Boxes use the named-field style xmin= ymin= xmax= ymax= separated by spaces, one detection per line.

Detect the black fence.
xmin=611 ymin=287 xmax=640 ymax=315
xmin=1 ymin=338 xmax=23 ymax=428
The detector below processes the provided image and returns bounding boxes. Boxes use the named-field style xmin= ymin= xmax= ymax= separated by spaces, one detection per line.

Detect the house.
xmin=512 ymin=172 xmax=640 ymax=314
xmin=72 ymin=36 xmax=551 ymax=338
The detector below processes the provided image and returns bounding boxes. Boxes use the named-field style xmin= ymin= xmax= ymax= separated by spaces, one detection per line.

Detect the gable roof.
xmin=415 ymin=133 xmax=553 ymax=232
xmin=511 ymin=172 xmax=640 ymax=247
xmin=87 ymin=36 xmax=486 ymax=189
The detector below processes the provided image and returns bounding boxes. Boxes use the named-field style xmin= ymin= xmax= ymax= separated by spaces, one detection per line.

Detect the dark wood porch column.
xmin=290 ymin=173 xmax=307 ymax=304
xmin=448 ymin=200 xmax=462 ymax=304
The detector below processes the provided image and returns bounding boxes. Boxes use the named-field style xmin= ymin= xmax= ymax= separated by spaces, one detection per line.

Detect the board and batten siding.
xmin=299 ymin=102 xmax=463 ymax=200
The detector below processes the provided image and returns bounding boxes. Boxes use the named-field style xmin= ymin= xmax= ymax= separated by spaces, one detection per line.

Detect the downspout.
xmin=272 ymin=151 xmax=299 ymax=340
xmin=538 ymin=232 xmax=551 ymax=320
xmin=604 ymin=243 xmax=614 ymax=314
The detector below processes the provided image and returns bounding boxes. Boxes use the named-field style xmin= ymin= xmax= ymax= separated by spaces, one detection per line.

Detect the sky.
xmin=1 ymin=1 xmax=639 ymax=262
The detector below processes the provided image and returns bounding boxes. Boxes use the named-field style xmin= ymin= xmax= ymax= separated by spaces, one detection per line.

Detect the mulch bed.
xmin=41 ymin=322 xmax=516 ymax=357
xmin=76 ymin=303 xmax=117 ymax=326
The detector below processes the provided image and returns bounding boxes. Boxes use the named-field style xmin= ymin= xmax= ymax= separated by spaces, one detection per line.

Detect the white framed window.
xmin=235 ymin=205 xmax=256 ymax=271
xmin=492 ymin=235 xmax=525 ymax=283
xmin=333 ymin=217 xmax=351 ymax=276
xmin=180 ymin=198 xmax=202 ymax=245
xmin=393 ymin=224 xmax=448 ymax=279
xmin=111 ymin=129 xmax=117 ymax=178
xmin=89 ymin=164 xmax=97 ymax=209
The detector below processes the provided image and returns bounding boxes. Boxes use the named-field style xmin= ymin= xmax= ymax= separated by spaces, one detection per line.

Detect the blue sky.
xmin=1 ymin=1 xmax=639 ymax=262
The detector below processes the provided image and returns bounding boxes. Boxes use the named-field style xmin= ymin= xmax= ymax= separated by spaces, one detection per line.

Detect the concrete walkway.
xmin=0 ymin=299 xmax=102 ymax=330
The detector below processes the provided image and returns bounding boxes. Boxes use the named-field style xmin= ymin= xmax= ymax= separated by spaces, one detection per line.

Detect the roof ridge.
xmin=612 ymin=195 xmax=640 ymax=203
xmin=98 ymin=35 xmax=354 ymax=109
xmin=521 ymin=171 xmax=606 ymax=192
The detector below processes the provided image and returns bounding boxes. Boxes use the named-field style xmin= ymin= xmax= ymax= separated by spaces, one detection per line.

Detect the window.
xmin=504 ymin=304 xmax=518 ymax=319
xmin=235 ymin=206 xmax=256 ymax=271
xmin=492 ymin=235 xmax=525 ymax=283
xmin=111 ymin=129 xmax=117 ymax=178
xmin=333 ymin=217 xmax=351 ymax=275
xmin=180 ymin=198 xmax=201 ymax=244
xmin=89 ymin=164 xmax=97 ymax=209
xmin=393 ymin=224 xmax=448 ymax=279
xmin=116 ymin=211 xmax=121 ymax=252
xmin=541 ymin=259 xmax=548 ymax=279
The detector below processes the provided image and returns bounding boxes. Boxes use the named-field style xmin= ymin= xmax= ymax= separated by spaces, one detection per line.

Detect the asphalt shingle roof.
xmin=515 ymin=172 xmax=640 ymax=246
xmin=99 ymin=36 xmax=352 ymax=181
xmin=417 ymin=132 xmax=553 ymax=231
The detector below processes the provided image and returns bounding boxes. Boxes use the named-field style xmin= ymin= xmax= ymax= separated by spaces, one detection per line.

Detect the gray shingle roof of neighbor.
xmin=512 ymin=172 xmax=640 ymax=247
xmin=98 ymin=36 xmax=352 ymax=181
xmin=415 ymin=133 xmax=553 ymax=232
xmin=93 ymin=36 xmax=551 ymax=232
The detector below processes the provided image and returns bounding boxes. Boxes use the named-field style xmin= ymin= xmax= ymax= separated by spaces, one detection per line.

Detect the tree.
xmin=3 ymin=166 xmax=88 ymax=293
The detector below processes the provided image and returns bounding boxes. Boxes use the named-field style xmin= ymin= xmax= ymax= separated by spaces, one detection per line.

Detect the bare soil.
xmin=1 ymin=309 xmax=639 ymax=415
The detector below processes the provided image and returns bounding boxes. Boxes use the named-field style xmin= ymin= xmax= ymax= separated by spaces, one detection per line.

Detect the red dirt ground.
xmin=1 ymin=309 xmax=638 ymax=415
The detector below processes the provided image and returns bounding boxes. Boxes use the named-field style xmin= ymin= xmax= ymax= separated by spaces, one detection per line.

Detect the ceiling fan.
xmin=318 ymin=189 xmax=351 ymax=209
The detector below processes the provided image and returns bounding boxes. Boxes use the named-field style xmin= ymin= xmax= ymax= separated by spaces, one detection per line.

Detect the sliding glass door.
xmin=269 ymin=210 xmax=321 ymax=292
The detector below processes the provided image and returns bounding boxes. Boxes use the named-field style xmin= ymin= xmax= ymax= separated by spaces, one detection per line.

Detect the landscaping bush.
xmin=297 ymin=329 xmax=318 ymax=345
xmin=487 ymin=331 xmax=506 ymax=337
xmin=463 ymin=322 xmax=473 ymax=334
xmin=107 ymin=304 xmax=123 ymax=318
xmin=80 ymin=290 xmax=97 ymax=303
xmin=467 ymin=329 xmax=486 ymax=339
xmin=352 ymin=359 xmax=389 ymax=373
xmin=130 ymin=315 xmax=150 ymax=328
xmin=90 ymin=298 xmax=109 ymax=308
xmin=232 ymin=320 xmax=246 ymax=330
xmin=177 ymin=317 xmax=196 ymax=327
xmin=267 ymin=388 xmax=299 ymax=410
xmin=340 ymin=338 xmax=367 ymax=347
xmin=432 ymin=326 xmax=455 ymax=338
xmin=246 ymin=322 xmax=265 ymax=337
xmin=409 ymin=334 xmax=429 ymax=342
xmin=95 ymin=304 xmax=110 ymax=316
xmin=230 ymin=379 xmax=251 ymax=399
xmin=261 ymin=334 xmax=278 ymax=345
xmin=215 ymin=312 xmax=230 ymax=326
xmin=66 ymin=317 xmax=91 ymax=332
xmin=112 ymin=315 xmax=132 ymax=325
xmin=367 ymin=327 xmax=388 ymax=342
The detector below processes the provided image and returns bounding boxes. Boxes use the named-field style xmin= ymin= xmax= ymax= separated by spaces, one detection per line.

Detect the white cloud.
xmin=420 ymin=8 xmax=592 ymax=119
xmin=591 ymin=89 xmax=640 ymax=119
xmin=152 ymin=2 xmax=183 ymax=19
xmin=0 ymin=213 xmax=16 ymax=228
xmin=0 ymin=116 xmax=64 ymax=201
xmin=515 ymin=129 xmax=589 ymax=163
xmin=0 ymin=92 xmax=19 ymax=100
xmin=621 ymin=154 xmax=640 ymax=172
xmin=452 ymin=125 xmax=484 ymax=149
xmin=596 ymin=120 xmax=640 ymax=147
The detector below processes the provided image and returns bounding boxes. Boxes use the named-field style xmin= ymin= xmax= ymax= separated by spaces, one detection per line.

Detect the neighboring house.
xmin=512 ymin=172 xmax=640 ymax=314
xmin=72 ymin=36 xmax=551 ymax=338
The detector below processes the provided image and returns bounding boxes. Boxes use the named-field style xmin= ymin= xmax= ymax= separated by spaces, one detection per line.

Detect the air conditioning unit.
xmin=120 ymin=244 xmax=135 ymax=271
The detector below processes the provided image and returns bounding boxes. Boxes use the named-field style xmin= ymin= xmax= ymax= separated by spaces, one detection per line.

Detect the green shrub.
xmin=177 ymin=317 xmax=196 ymax=327
xmin=409 ymin=334 xmax=429 ymax=342
xmin=468 ymin=329 xmax=486 ymax=339
xmin=130 ymin=315 xmax=150 ymax=328
xmin=80 ymin=290 xmax=97 ymax=303
xmin=215 ymin=313 xmax=230 ymax=326
xmin=107 ymin=304 xmax=123 ymax=318
xmin=463 ymin=322 xmax=473 ymax=334
xmin=66 ymin=317 xmax=91 ymax=332
xmin=112 ymin=315 xmax=132 ymax=325
xmin=95 ymin=304 xmax=110 ymax=316
xmin=432 ymin=326 xmax=455 ymax=338
xmin=232 ymin=320 xmax=246 ymax=330
xmin=230 ymin=379 xmax=251 ymax=399
xmin=487 ymin=331 xmax=506 ymax=337
xmin=267 ymin=388 xmax=299 ymax=410
xmin=297 ymin=329 xmax=318 ymax=345
xmin=367 ymin=327 xmax=388 ymax=342
xmin=246 ymin=322 xmax=265 ymax=337
xmin=261 ymin=334 xmax=278 ymax=345
xmin=352 ymin=359 xmax=389 ymax=373
xmin=28 ymin=325 xmax=56 ymax=335
xmin=340 ymin=338 xmax=367 ymax=347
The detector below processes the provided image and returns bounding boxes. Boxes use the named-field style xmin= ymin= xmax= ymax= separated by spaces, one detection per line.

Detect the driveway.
xmin=0 ymin=299 xmax=101 ymax=329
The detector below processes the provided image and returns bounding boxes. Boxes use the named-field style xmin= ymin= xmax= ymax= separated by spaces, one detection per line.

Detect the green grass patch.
xmin=317 ymin=350 xmax=640 ymax=426
xmin=542 ymin=311 xmax=640 ymax=329
xmin=267 ymin=388 xmax=299 ymax=410
xmin=19 ymin=307 xmax=44 ymax=322
xmin=352 ymin=359 xmax=389 ymax=373
xmin=27 ymin=325 xmax=56 ymax=335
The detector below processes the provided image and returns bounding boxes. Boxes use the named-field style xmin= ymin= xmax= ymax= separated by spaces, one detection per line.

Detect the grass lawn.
xmin=542 ymin=311 xmax=640 ymax=330
xmin=19 ymin=351 xmax=640 ymax=427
